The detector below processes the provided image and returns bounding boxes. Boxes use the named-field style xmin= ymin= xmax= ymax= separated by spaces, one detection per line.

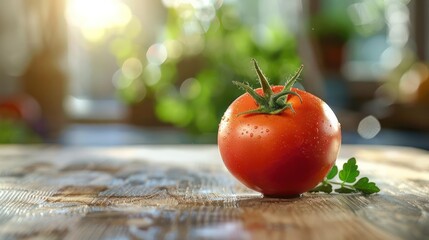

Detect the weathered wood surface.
xmin=0 ymin=145 xmax=428 ymax=240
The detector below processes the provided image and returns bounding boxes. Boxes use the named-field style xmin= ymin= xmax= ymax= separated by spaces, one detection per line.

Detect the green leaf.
xmin=309 ymin=183 xmax=333 ymax=194
xmin=308 ymin=157 xmax=381 ymax=196
xmin=335 ymin=187 xmax=357 ymax=194
xmin=326 ymin=165 xmax=338 ymax=180
xmin=353 ymin=177 xmax=380 ymax=194
xmin=339 ymin=158 xmax=360 ymax=183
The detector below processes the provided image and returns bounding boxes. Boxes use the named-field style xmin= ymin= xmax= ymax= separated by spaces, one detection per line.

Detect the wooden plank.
xmin=0 ymin=145 xmax=428 ymax=239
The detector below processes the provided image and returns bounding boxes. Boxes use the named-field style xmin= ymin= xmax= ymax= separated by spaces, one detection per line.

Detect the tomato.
xmin=218 ymin=60 xmax=341 ymax=197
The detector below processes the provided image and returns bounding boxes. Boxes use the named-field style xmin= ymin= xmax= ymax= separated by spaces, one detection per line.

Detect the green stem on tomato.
xmin=252 ymin=59 xmax=273 ymax=98
xmin=233 ymin=59 xmax=303 ymax=116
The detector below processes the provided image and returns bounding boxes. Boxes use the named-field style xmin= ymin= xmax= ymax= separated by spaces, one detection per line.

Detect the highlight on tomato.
xmin=218 ymin=59 xmax=341 ymax=198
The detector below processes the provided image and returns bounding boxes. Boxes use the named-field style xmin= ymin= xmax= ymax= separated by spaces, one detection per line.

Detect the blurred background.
xmin=0 ymin=0 xmax=428 ymax=149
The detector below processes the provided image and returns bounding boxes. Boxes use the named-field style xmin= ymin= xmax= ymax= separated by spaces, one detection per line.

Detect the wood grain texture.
xmin=0 ymin=145 xmax=428 ymax=240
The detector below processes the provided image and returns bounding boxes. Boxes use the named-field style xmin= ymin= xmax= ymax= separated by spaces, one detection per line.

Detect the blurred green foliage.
xmin=0 ymin=119 xmax=41 ymax=144
xmin=118 ymin=3 xmax=300 ymax=133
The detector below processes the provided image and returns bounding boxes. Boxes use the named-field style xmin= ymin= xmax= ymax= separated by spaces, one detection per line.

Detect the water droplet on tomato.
xmin=257 ymin=135 xmax=261 ymax=139
xmin=250 ymin=133 xmax=254 ymax=137
xmin=266 ymin=129 xmax=270 ymax=133
xmin=254 ymin=126 xmax=258 ymax=129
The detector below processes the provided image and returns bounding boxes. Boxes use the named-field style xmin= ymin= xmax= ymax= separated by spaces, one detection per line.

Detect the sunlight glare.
xmin=66 ymin=0 xmax=132 ymax=31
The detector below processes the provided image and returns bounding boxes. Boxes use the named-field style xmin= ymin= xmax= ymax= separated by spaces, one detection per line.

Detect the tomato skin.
xmin=218 ymin=86 xmax=341 ymax=197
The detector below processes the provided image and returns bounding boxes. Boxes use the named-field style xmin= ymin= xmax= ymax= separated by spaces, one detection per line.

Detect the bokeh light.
xmin=143 ymin=64 xmax=162 ymax=86
xmin=385 ymin=1 xmax=409 ymax=47
xmin=122 ymin=58 xmax=143 ymax=80
xmin=180 ymin=78 xmax=201 ymax=99
xmin=380 ymin=46 xmax=403 ymax=70
xmin=112 ymin=69 xmax=146 ymax=103
xmin=146 ymin=43 xmax=168 ymax=65
xmin=195 ymin=4 xmax=216 ymax=23
xmin=358 ymin=115 xmax=381 ymax=139
xmin=162 ymin=0 xmax=222 ymax=11
xmin=399 ymin=68 xmax=421 ymax=97
xmin=112 ymin=70 xmax=132 ymax=89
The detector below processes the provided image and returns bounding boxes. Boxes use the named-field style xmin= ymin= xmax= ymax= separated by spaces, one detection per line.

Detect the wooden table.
xmin=0 ymin=145 xmax=428 ymax=240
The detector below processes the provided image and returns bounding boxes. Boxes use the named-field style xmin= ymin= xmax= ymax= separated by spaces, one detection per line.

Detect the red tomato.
xmin=218 ymin=61 xmax=341 ymax=197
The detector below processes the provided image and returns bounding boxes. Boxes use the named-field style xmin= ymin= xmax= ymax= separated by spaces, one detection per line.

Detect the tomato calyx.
xmin=233 ymin=59 xmax=304 ymax=116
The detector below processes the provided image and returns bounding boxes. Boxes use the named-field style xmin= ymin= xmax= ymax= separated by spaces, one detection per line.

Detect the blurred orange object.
xmin=0 ymin=94 xmax=42 ymax=126
xmin=398 ymin=62 xmax=429 ymax=106
xmin=415 ymin=65 xmax=429 ymax=106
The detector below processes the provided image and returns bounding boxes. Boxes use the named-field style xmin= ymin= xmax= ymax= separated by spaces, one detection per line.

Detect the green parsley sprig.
xmin=310 ymin=157 xmax=380 ymax=195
